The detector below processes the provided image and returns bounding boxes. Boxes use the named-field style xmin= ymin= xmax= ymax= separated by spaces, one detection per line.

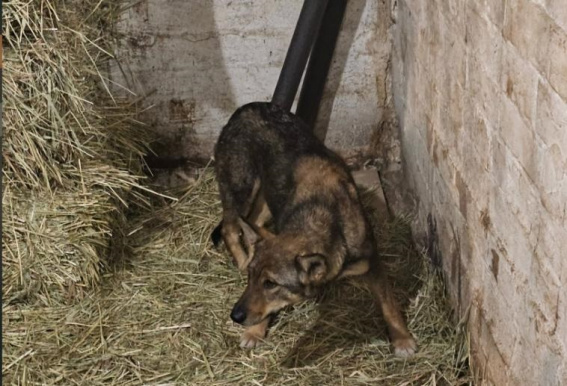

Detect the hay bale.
xmin=3 ymin=0 xmax=148 ymax=188
xmin=2 ymin=0 xmax=151 ymax=302
xmin=3 ymin=184 xmax=115 ymax=304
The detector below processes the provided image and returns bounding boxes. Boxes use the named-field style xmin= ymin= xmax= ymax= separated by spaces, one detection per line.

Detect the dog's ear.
xmin=238 ymin=218 xmax=275 ymax=261
xmin=238 ymin=218 xmax=262 ymax=246
xmin=296 ymin=254 xmax=327 ymax=285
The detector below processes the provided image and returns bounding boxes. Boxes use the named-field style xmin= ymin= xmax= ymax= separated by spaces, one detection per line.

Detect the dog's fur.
xmin=213 ymin=102 xmax=417 ymax=356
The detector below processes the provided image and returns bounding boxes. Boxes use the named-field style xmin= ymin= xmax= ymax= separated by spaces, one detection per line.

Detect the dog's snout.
xmin=230 ymin=305 xmax=247 ymax=324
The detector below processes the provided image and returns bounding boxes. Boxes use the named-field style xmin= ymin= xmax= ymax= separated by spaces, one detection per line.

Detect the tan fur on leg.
xmin=247 ymin=191 xmax=272 ymax=228
xmin=221 ymin=220 xmax=250 ymax=271
xmin=240 ymin=318 xmax=269 ymax=348
xmin=363 ymin=270 xmax=417 ymax=357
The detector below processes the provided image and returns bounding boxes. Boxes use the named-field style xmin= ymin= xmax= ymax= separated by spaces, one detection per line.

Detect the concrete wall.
xmin=391 ymin=0 xmax=567 ymax=384
xmin=110 ymin=0 xmax=391 ymax=161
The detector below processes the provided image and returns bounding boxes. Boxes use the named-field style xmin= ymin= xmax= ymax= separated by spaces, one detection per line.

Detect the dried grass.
xmin=2 ymin=0 xmax=152 ymax=302
xmin=3 ymin=169 xmax=473 ymax=385
xmin=3 ymin=0 xmax=148 ymax=189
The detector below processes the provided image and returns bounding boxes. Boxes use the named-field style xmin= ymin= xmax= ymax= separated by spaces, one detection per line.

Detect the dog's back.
xmin=215 ymin=102 xmax=374 ymax=271
xmin=215 ymin=102 xmax=337 ymax=222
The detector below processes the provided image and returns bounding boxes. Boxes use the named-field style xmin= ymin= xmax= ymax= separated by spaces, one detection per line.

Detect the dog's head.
xmin=230 ymin=221 xmax=328 ymax=326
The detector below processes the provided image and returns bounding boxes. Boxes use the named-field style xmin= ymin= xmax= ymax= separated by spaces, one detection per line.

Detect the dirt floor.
xmin=3 ymin=168 xmax=473 ymax=385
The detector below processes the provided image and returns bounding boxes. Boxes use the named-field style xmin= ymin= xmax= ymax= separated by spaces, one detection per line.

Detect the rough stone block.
xmin=467 ymin=8 xmax=504 ymax=84
xmin=498 ymin=97 xmax=536 ymax=175
xmin=536 ymin=80 xmax=567 ymax=151
xmin=541 ymin=0 xmax=567 ymax=31
xmin=467 ymin=57 xmax=503 ymax=128
xmin=459 ymin=141 xmax=490 ymax=211
xmin=503 ymin=0 xmax=553 ymax=75
xmin=529 ymin=255 xmax=561 ymax=338
xmin=501 ymin=42 xmax=539 ymax=126
xmin=476 ymin=312 xmax=511 ymax=386
xmin=493 ymin=138 xmax=546 ymax=243
xmin=464 ymin=106 xmax=492 ymax=170
xmin=488 ymin=177 xmax=534 ymax=282
xmin=536 ymin=215 xmax=567 ymax=275
xmin=468 ymin=0 xmax=506 ymax=28
xmin=438 ymin=77 xmax=465 ymax=151
xmin=531 ymin=135 xmax=567 ymax=218
xmin=480 ymin=268 xmax=518 ymax=366
xmin=547 ymin=25 xmax=567 ymax=101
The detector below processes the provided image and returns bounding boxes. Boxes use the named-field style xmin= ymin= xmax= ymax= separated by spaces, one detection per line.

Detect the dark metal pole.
xmin=272 ymin=0 xmax=330 ymax=111
xmin=296 ymin=0 xmax=347 ymax=129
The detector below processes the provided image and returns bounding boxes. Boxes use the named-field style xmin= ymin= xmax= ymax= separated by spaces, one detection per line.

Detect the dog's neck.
xmin=279 ymin=211 xmax=347 ymax=281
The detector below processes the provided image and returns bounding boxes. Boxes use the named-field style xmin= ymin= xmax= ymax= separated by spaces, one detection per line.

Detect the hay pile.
xmin=3 ymin=168 xmax=473 ymax=384
xmin=2 ymin=0 xmax=150 ymax=303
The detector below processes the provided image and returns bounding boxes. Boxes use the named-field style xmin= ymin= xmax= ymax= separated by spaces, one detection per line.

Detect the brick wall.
xmin=390 ymin=0 xmax=567 ymax=384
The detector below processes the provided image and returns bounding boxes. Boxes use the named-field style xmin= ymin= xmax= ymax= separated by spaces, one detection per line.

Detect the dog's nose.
xmin=230 ymin=305 xmax=247 ymax=324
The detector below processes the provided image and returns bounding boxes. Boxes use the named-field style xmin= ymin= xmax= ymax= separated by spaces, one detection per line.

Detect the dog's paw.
xmin=240 ymin=330 xmax=264 ymax=349
xmin=392 ymin=337 xmax=418 ymax=357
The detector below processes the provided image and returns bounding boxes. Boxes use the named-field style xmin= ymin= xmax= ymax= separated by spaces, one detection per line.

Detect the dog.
xmin=212 ymin=102 xmax=417 ymax=357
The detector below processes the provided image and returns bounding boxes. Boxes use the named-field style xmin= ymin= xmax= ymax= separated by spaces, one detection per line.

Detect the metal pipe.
xmin=271 ymin=0 xmax=330 ymax=111
xmin=296 ymin=0 xmax=347 ymax=129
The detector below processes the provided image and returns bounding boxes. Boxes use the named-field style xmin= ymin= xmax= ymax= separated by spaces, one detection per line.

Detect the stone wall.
xmin=390 ymin=0 xmax=567 ymax=384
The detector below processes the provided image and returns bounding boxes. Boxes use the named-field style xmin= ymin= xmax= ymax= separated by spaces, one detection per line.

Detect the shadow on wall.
xmin=154 ymin=0 xmax=237 ymax=163
xmin=180 ymin=0 xmax=238 ymax=112
xmin=114 ymin=0 xmax=237 ymax=164
xmin=313 ymin=0 xmax=366 ymax=142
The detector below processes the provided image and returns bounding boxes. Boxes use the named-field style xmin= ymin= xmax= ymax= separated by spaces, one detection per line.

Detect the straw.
xmin=3 ymin=168 xmax=473 ymax=385
xmin=3 ymin=0 xmax=153 ymax=303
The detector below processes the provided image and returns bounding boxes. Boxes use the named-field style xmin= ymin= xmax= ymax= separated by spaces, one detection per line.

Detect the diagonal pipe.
xmin=296 ymin=0 xmax=348 ymax=130
xmin=271 ymin=0 xmax=330 ymax=111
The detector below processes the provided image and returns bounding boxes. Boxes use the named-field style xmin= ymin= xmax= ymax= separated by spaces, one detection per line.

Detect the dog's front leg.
xmin=240 ymin=318 xmax=270 ymax=348
xmin=363 ymin=269 xmax=417 ymax=357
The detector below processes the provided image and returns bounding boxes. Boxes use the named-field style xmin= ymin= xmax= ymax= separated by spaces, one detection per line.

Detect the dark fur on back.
xmin=215 ymin=102 xmax=335 ymax=221
xmin=214 ymin=102 xmax=373 ymax=269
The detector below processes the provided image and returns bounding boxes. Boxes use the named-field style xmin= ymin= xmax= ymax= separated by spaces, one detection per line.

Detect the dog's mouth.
xmin=239 ymin=308 xmax=281 ymax=326
xmin=233 ymin=298 xmax=297 ymax=326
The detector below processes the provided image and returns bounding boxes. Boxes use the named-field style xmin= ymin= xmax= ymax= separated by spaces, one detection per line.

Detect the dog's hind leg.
xmin=363 ymin=267 xmax=417 ymax=357
xmin=221 ymin=216 xmax=251 ymax=271
xmin=218 ymin=177 xmax=260 ymax=271
xmin=247 ymin=189 xmax=272 ymax=228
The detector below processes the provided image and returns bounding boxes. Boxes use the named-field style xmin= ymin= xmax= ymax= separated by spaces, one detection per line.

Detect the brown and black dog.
xmin=212 ymin=102 xmax=417 ymax=356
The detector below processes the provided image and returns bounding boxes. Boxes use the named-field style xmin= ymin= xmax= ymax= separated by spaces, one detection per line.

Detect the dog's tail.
xmin=211 ymin=221 xmax=223 ymax=248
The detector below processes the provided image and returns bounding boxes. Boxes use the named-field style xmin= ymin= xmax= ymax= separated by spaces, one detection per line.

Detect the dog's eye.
xmin=263 ymin=280 xmax=277 ymax=290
